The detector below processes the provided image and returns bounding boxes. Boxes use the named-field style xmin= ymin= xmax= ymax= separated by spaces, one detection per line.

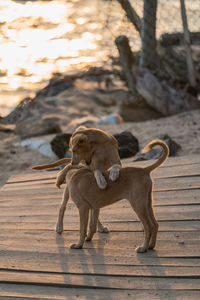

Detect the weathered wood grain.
xmin=1 ymin=270 xmax=200 ymax=289
xmin=0 ymin=155 xmax=200 ymax=299
xmin=0 ymin=284 xmax=200 ymax=300
xmin=2 ymin=176 xmax=200 ymax=194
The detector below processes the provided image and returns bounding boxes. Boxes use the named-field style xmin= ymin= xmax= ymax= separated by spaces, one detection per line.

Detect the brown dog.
xmin=32 ymin=126 xmax=121 ymax=233
xmin=61 ymin=140 xmax=169 ymax=252
xmin=56 ymin=126 xmax=121 ymax=189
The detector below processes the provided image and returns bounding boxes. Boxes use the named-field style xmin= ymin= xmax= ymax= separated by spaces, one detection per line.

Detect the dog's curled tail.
xmin=143 ymin=140 xmax=169 ymax=173
xmin=31 ymin=158 xmax=71 ymax=170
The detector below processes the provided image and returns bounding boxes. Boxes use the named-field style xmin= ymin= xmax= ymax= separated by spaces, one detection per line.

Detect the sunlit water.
xmin=0 ymin=0 xmax=199 ymax=116
xmin=0 ymin=0 xmax=119 ymax=116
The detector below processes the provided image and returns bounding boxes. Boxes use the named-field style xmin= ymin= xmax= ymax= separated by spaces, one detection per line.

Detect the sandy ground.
xmin=0 ymin=108 xmax=199 ymax=188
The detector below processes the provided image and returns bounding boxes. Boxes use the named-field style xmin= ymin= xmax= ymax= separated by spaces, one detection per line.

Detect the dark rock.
xmin=50 ymin=133 xmax=72 ymax=159
xmin=159 ymin=134 xmax=181 ymax=156
xmin=136 ymin=134 xmax=181 ymax=161
xmin=16 ymin=117 xmax=62 ymax=139
xmin=114 ymin=131 xmax=139 ymax=159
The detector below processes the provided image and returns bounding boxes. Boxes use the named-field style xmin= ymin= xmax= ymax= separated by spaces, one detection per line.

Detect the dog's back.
xmin=68 ymin=166 xmax=151 ymax=209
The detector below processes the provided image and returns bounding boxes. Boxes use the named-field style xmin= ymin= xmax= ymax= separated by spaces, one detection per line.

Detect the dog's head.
xmin=70 ymin=133 xmax=94 ymax=165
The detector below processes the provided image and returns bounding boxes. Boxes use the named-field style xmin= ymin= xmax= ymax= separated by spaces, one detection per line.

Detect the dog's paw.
xmin=135 ymin=246 xmax=147 ymax=253
xmin=56 ymin=173 xmax=66 ymax=189
xmin=70 ymin=243 xmax=83 ymax=249
xmin=86 ymin=235 xmax=92 ymax=242
xmin=148 ymin=242 xmax=156 ymax=250
xmin=98 ymin=226 xmax=109 ymax=233
xmin=109 ymin=164 xmax=120 ymax=181
xmin=109 ymin=169 xmax=120 ymax=181
xmin=56 ymin=223 xmax=63 ymax=234
xmin=96 ymin=174 xmax=107 ymax=189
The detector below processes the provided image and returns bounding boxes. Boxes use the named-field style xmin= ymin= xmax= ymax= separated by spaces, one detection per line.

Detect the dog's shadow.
xmin=136 ymin=248 xmax=176 ymax=300
xmin=56 ymin=230 xmax=111 ymax=297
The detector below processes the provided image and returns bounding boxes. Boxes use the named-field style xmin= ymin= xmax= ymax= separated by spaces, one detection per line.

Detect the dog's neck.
xmin=65 ymin=165 xmax=87 ymax=183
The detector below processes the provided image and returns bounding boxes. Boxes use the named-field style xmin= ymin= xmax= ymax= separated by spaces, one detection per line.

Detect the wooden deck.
xmin=0 ymin=155 xmax=200 ymax=299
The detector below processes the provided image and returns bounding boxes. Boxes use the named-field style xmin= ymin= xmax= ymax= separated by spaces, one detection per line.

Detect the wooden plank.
xmin=0 ymin=204 xmax=199 ymax=225
xmin=0 ymin=220 xmax=199 ymax=232
xmin=1 ymin=244 xmax=200 ymax=274
xmin=152 ymin=163 xmax=200 ymax=178
xmin=5 ymin=162 xmax=200 ymax=185
xmin=0 ymin=284 xmax=200 ymax=300
xmin=0 ymin=155 xmax=200 ymax=300
xmin=154 ymin=176 xmax=200 ymax=190
xmin=127 ymin=162 xmax=200 ymax=178
xmin=0 ymin=232 xmax=199 ymax=258
xmin=6 ymin=171 xmax=57 ymax=183
xmin=2 ymin=175 xmax=200 ymax=194
xmin=5 ymin=154 xmax=200 ymax=184
xmin=5 ymin=159 xmax=200 ymax=185
xmin=0 ymin=270 xmax=200 ymax=290
xmin=0 ymin=229 xmax=198 ymax=244
xmin=1 ymin=249 xmax=200 ymax=275
xmin=0 ymin=202 xmax=199 ymax=222
xmin=0 ymin=189 xmax=199 ymax=208
xmin=124 ymin=154 xmax=200 ymax=167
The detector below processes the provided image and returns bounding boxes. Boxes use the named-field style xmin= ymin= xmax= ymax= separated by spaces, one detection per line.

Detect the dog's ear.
xmin=77 ymin=133 xmax=88 ymax=145
xmin=70 ymin=133 xmax=88 ymax=149
xmin=75 ymin=126 xmax=87 ymax=132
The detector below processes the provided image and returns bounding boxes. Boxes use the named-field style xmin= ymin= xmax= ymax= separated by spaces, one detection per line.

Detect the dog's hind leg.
xmin=130 ymin=200 xmax=152 ymax=253
xmin=135 ymin=209 xmax=152 ymax=253
xmin=71 ymin=206 xmax=89 ymax=249
xmin=56 ymin=185 xmax=69 ymax=234
xmin=86 ymin=209 xmax=99 ymax=241
xmin=148 ymin=191 xmax=159 ymax=250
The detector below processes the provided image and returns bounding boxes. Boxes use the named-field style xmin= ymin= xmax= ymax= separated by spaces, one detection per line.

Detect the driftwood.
xmin=115 ymin=35 xmax=138 ymax=97
xmin=160 ymin=32 xmax=200 ymax=47
xmin=135 ymin=68 xmax=200 ymax=115
xmin=115 ymin=35 xmax=200 ymax=116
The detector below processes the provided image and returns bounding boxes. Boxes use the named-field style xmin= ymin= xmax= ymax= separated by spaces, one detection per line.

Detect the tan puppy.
xmin=32 ymin=126 xmax=121 ymax=189
xmin=56 ymin=126 xmax=121 ymax=189
xmin=62 ymin=140 xmax=169 ymax=252
xmin=32 ymin=126 xmax=121 ymax=233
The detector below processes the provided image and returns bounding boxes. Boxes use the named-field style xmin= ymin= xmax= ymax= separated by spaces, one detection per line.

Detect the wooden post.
xmin=180 ymin=0 xmax=196 ymax=87
xmin=115 ymin=35 xmax=138 ymax=96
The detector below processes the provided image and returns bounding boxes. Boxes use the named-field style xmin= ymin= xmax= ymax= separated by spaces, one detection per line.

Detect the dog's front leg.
xmin=71 ymin=206 xmax=89 ymax=249
xmin=56 ymin=185 xmax=69 ymax=234
xmin=86 ymin=209 xmax=99 ymax=241
xmin=108 ymin=164 xmax=121 ymax=181
xmin=56 ymin=167 xmax=68 ymax=189
xmin=94 ymin=170 xmax=107 ymax=189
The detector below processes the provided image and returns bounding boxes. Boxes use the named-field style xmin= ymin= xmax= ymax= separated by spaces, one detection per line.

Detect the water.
xmin=0 ymin=0 xmax=119 ymax=116
xmin=0 ymin=0 xmax=199 ymax=117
